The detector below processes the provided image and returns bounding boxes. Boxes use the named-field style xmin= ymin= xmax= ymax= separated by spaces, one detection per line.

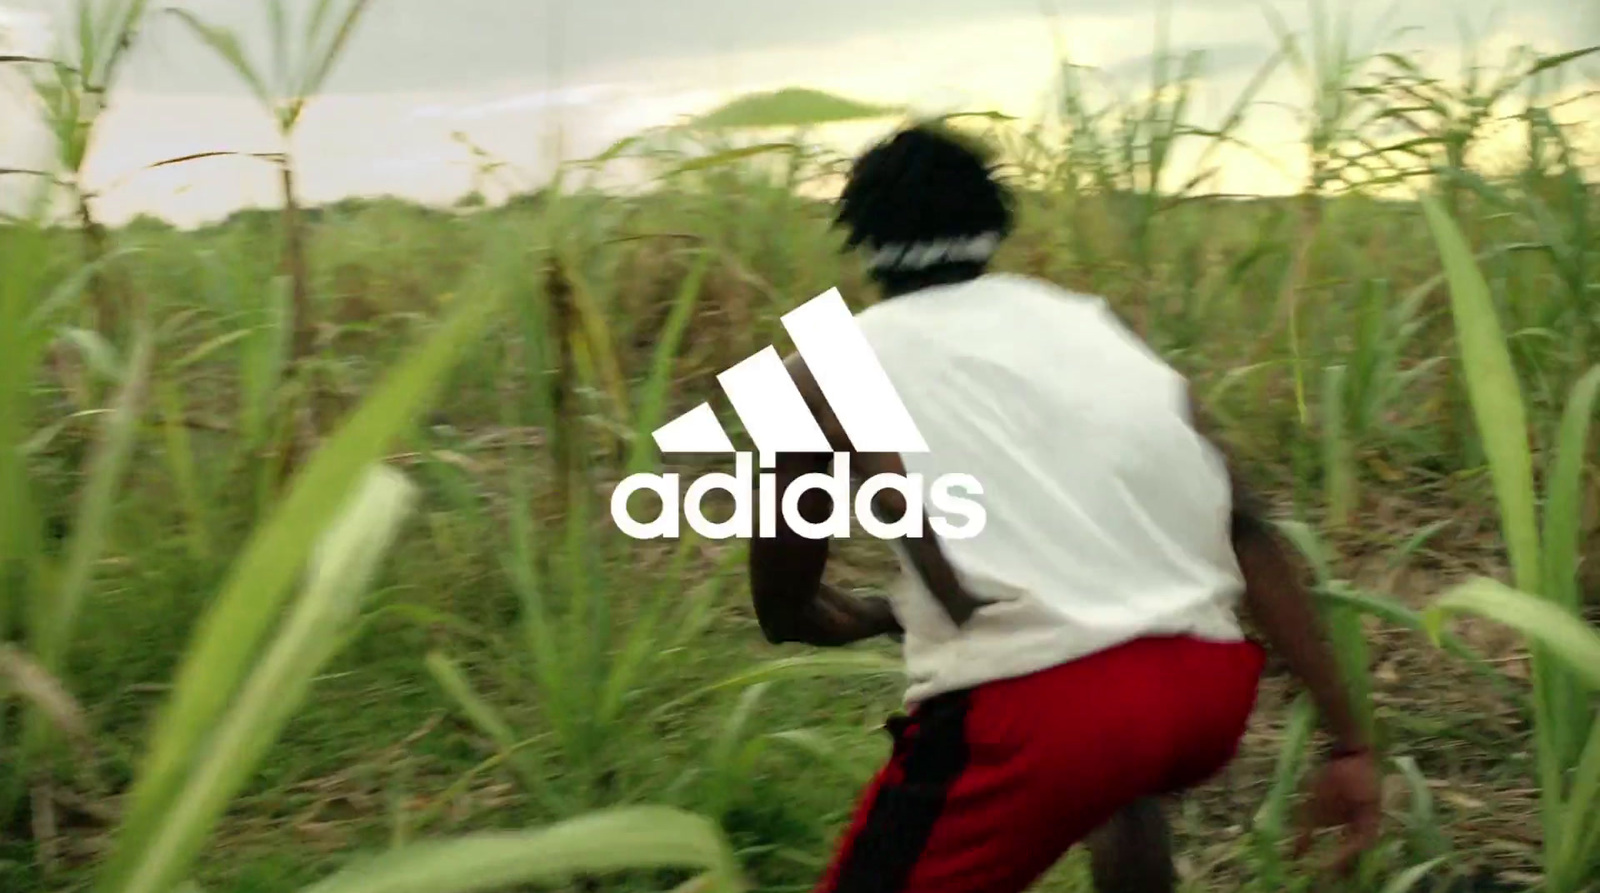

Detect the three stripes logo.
xmin=610 ymin=287 xmax=987 ymax=541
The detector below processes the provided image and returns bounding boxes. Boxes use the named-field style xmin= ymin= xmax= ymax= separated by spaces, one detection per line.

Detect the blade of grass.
xmin=1423 ymin=578 xmax=1600 ymax=690
xmin=595 ymin=534 xmax=701 ymax=726
xmin=1540 ymin=363 xmax=1600 ymax=767
xmin=156 ymin=382 xmax=211 ymax=561
xmin=1551 ymin=716 xmax=1600 ymax=887
xmin=629 ymin=250 xmax=712 ymax=474
xmin=33 ymin=320 xmax=151 ymax=678
xmin=94 ymin=287 xmax=502 ymax=893
xmin=290 ymin=806 xmax=744 ymax=893
xmin=297 ymin=0 xmax=376 ymax=103
xmin=0 ymin=643 xmax=88 ymax=742
xmin=704 ymin=683 xmax=770 ymax=819
xmin=647 ymin=654 xmax=902 ymax=721
xmin=766 ymin=729 xmax=875 ymax=786
xmin=1315 ymin=583 xmax=1524 ymax=710
xmin=112 ymin=465 xmax=417 ymax=893
xmin=1322 ymin=364 xmax=1354 ymax=530
xmin=163 ymin=10 xmax=274 ymax=113
xmin=13 ymin=299 xmax=142 ymax=807
xmin=1378 ymin=856 xmax=1448 ymax=893
xmin=687 ymin=87 xmax=902 ymax=130
xmin=1419 ymin=194 xmax=1540 ymax=592
xmin=1252 ymin=692 xmax=1317 ymax=887
xmin=424 ymin=651 xmax=557 ymax=813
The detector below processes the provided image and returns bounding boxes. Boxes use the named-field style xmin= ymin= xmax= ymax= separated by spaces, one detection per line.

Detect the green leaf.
xmin=424 ymin=652 xmax=554 ymax=812
xmin=1527 ymin=46 xmax=1600 ymax=76
xmin=1320 ymin=364 xmax=1354 ymax=529
xmin=767 ymin=729 xmax=874 ymax=785
xmin=687 ymin=88 xmax=903 ymax=130
xmin=28 ymin=248 xmax=142 ymax=330
xmin=1251 ymin=692 xmax=1317 ymax=887
xmin=1316 ymin=584 xmax=1523 ymax=709
xmin=666 ymin=143 xmax=798 ymax=176
xmin=1419 ymin=194 xmax=1540 ymax=596
xmin=169 ymin=329 xmax=254 ymax=371
xmin=33 ymin=322 xmax=153 ymax=677
xmin=157 ymin=380 xmax=211 ymax=561
xmin=1274 ymin=519 xmax=1335 ymax=585
xmin=1386 ymin=520 xmax=1451 ymax=570
xmin=1425 ymin=578 xmax=1600 ymax=691
xmin=595 ymin=534 xmax=703 ymax=726
xmin=1378 ymin=857 xmax=1448 ymax=893
xmin=297 ymin=0 xmax=376 ymax=104
xmin=165 ymin=10 xmax=275 ymax=114
xmin=114 ymin=465 xmax=418 ymax=893
xmin=290 ymin=806 xmax=744 ymax=893
xmin=648 ymin=653 xmax=902 ymax=721
xmin=1541 ymin=365 xmax=1600 ymax=615
xmin=58 ymin=327 xmax=122 ymax=384
xmin=703 ymin=683 xmax=770 ymax=818
xmin=94 ymin=286 xmax=502 ymax=893
xmin=1552 ymin=715 xmax=1600 ymax=887
xmin=629 ymin=250 xmax=712 ymax=473
xmin=711 ymin=683 xmax=768 ymax=770
xmin=0 ymin=643 xmax=87 ymax=742
xmin=424 ymin=653 xmax=520 ymax=753
xmin=582 ymin=134 xmax=644 ymax=166
xmin=1391 ymin=755 xmax=1451 ymax=861
xmin=1541 ymin=365 xmax=1600 ymax=769
xmin=238 ymin=278 xmax=292 ymax=449
xmin=930 ymin=110 xmax=1019 ymax=124
xmin=1279 ymin=520 xmax=1374 ymax=742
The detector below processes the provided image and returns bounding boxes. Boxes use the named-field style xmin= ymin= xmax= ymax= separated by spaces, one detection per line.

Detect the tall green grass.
xmin=1418 ymin=194 xmax=1600 ymax=893
xmin=1 ymin=2 xmax=1597 ymax=890
xmin=11 ymin=0 xmax=152 ymax=336
xmin=165 ymin=0 xmax=375 ymax=365
xmin=420 ymin=242 xmax=900 ymax=850
xmin=0 ymin=190 xmax=152 ymax=824
xmin=0 ymin=208 xmax=745 ymax=891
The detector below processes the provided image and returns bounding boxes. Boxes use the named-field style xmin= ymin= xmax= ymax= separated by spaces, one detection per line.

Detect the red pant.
xmin=815 ymin=635 xmax=1266 ymax=893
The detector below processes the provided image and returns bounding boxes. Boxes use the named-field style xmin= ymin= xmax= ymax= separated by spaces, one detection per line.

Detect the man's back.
xmin=853 ymin=273 xmax=1248 ymax=703
xmin=770 ymin=126 xmax=1378 ymax=893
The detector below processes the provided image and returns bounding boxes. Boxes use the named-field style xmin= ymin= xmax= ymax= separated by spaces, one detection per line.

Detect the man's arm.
xmin=747 ymin=349 xmax=990 ymax=646
xmin=1187 ymin=394 xmax=1370 ymax=753
xmin=775 ymin=352 xmax=989 ymax=629
xmin=1186 ymin=393 xmax=1382 ymax=873
xmin=1230 ymin=499 xmax=1372 ymax=753
xmin=747 ymin=448 xmax=900 ymax=646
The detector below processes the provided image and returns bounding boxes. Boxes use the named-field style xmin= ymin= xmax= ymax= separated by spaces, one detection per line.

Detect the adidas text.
xmin=611 ymin=453 xmax=986 ymax=541
xmin=611 ymin=285 xmax=986 ymax=541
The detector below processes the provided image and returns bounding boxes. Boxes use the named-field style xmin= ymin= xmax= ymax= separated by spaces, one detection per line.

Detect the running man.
xmin=747 ymin=124 xmax=1381 ymax=893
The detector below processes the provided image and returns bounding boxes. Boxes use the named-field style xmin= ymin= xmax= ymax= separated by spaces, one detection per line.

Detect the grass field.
xmin=3 ymin=2 xmax=1600 ymax=892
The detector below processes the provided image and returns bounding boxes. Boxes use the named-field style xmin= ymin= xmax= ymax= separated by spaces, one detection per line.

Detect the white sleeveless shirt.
xmin=851 ymin=273 xmax=1247 ymax=704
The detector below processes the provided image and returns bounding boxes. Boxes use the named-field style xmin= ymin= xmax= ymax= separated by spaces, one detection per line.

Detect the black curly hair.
xmin=834 ymin=122 xmax=1015 ymax=294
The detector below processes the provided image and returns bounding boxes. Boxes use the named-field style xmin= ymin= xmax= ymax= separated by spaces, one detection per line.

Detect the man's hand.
xmin=1295 ymin=749 xmax=1383 ymax=876
xmin=801 ymin=584 xmax=903 ymax=647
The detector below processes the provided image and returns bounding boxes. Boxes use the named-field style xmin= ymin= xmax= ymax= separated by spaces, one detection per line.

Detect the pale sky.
xmin=1 ymin=0 xmax=1594 ymax=227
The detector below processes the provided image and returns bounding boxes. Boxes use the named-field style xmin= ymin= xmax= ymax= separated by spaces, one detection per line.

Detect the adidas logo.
xmin=610 ymin=287 xmax=987 ymax=541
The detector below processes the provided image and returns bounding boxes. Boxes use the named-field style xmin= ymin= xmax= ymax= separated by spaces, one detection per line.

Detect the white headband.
xmin=865 ymin=231 xmax=1002 ymax=273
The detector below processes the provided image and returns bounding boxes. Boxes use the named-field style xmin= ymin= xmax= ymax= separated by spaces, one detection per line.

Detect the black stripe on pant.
xmin=829 ymin=691 xmax=973 ymax=893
